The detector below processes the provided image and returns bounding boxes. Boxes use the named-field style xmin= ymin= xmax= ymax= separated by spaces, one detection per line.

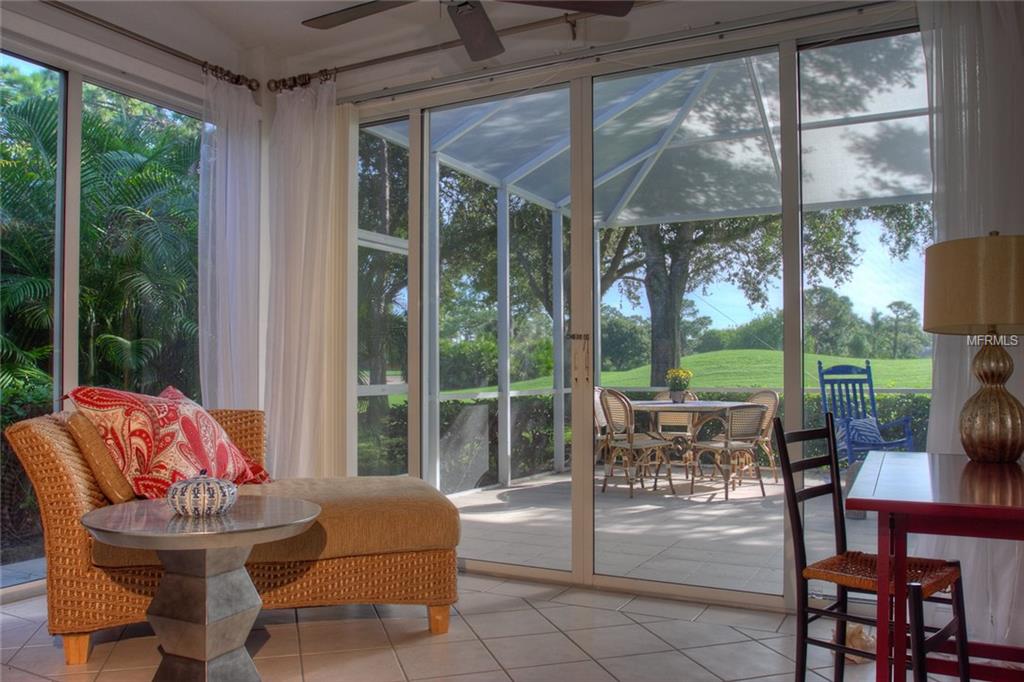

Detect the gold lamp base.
xmin=959 ymin=341 xmax=1024 ymax=463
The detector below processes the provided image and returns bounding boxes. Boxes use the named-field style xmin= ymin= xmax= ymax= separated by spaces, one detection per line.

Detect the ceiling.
xmin=59 ymin=1 xmax=827 ymax=88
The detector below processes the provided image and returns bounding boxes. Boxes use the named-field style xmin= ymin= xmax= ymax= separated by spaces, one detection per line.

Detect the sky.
xmin=602 ymin=217 xmax=927 ymax=329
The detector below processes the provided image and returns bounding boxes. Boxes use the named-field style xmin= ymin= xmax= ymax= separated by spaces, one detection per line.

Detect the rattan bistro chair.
xmin=771 ymin=414 xmax=969 ymax=682
xmin=746 ymin=390 xmax=780 ymax=482
xmin=690 ymin=404 xmax=767 ymax=500
xmin=600 ymin=389 xmax=675 ymax=498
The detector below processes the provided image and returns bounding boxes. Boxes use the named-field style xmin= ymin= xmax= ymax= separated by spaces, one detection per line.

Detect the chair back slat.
xmin=600 ymin=388 xmax=634 ymax=437
xmin=772 ymin=412 xmax=848 ymax=576
xmin=795 ymin=482 xmax=835 ymax=503
xmin=789 ymin=454 xmax=831 ymax=472
xmin=818 ymin=360 xmax=879 ymax=423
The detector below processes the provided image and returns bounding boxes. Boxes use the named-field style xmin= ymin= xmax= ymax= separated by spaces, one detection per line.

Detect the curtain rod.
xmin=266 ymin=1 xmax=660 ymax=93
xmin=41 ymin=0 xmax=260 ymax=91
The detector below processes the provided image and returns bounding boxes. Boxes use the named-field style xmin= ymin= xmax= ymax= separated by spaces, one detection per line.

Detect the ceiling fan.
xmin=302 ymin=1 xmax=635 ymax=62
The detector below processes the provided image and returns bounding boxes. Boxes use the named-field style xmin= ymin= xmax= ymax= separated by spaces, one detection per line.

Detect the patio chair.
xmin=599 ymin=388 xmax=676 ymax=498
xmin=653 ymin=390 xmax=699 ymax=477
xmin=816 ymin=360 xmax=913 ymax=465
xmin=594 ymin=387 xmax=609 ymax=466
xmin=745 ymin=390 xmax=780 ymax=482
xmin=690 ymin=404 xmax=767 ymax=500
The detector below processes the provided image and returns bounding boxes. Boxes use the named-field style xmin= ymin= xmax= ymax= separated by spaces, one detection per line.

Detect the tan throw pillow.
xmin=65 ymin=411 xmax=136 ymax=504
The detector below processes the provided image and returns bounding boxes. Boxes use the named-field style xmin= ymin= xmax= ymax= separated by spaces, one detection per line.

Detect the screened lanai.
xmin=363 ymin=40 xmax=932 ymax=494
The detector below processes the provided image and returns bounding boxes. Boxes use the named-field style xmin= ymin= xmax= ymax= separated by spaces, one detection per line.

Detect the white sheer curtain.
xmin=919 ymin=0 xmax=1024 ymax=645
xmin=264 ymin=81 xmax=338 ymax=478
xmin=198 ymin=77 xmax=262 ymax=409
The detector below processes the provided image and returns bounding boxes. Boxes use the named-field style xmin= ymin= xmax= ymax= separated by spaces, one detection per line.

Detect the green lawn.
xmin=439 ymin=349 xmax=932 ymax=395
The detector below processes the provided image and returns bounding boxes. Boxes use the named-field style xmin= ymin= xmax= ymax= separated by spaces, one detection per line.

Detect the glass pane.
xmin=358 ymin=393 xmax=408 ymax=476
xmin=0 ymin=53 xmax=62 ymax=586
xmin=799 ymin=32 xmax=933 ymax=593
xmin=427 ymin=85 xmax=571 ymax=571
xmin=359 ymin=122 xmax=410 ymax=238
xmin=78 ymin=83 xmax=201 ymax=397
xmin=593 ymin=51 xmax=784 ymax=595
xmin=357 ymin=247 xmax=407 ymax=382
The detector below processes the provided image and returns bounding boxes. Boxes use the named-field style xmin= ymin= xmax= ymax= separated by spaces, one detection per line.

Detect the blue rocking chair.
xmin=816 ymin=360 xmax=914 ymax=464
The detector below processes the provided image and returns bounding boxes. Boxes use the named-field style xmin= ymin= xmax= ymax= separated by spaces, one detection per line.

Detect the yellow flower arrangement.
xmin=665 ymin=368 xmax=693 ymax=391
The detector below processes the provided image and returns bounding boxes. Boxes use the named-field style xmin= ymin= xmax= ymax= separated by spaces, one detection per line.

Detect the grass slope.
xmin=466 ymin=349 xmax=931 ymax=394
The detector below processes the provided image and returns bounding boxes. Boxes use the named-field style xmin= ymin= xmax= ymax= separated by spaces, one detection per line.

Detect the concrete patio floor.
xmin=453 ymin=469 xmax=882 ymax=595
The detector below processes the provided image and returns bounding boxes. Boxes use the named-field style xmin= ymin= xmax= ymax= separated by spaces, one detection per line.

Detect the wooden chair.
xmin=690 ymin=404 xmax=767 ymax=500
xmin=817 ymin=360 xmax=913 ymax=464
xmin=772 ymin=414 xmax=969 ymax=682
xmin=599 ymin=388 xmax=675 ymax=498
xmin=594 ymin=387 xmax=609 ymax=467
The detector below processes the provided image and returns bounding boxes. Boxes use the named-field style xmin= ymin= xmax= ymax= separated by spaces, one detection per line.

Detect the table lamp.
xmin=924 ymin=232 xmax=1024 ymax=463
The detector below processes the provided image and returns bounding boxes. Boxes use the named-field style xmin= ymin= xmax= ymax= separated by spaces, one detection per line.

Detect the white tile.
xmin=697 ymin=604 xmax=786 ymax=632
xmin=458 ymin=574 xmax=507 ymax=593
xmin=303 ymin=647 xmax=405 ymax=682
xmin=298 ymin=618 xmax=390 ymax=654
xmin=565 ymin=624 xmax=672 ymax=659
xmin=508 ymin=660 xmax=616 ymax=682
xmin=600 ymin=650 xmax=720 ymax=682
xmin=419 ymin=672 xmax=511 ymax=682
xmin=642 ymin=619 xmax=750 ymax=649
xmin=0 ymin=617 xmax=44 ymax=649
xmin=685 ymin=640 xmax=796 ymax=680
xmin=95 ymin=668 xmax=159 ymax=682
xmin=381 ymin=616 xmax=477 ymax=648
xmin=621 ymin=596 xmax=706 ymax=621
xmin=552 ymin=589 xmax=634 ymax=611
xmin=245 ymin=623 xmax=300 ymax=660
xmin=0 ymin=665 xmax=55 ymax=681
xmin=487 ymin=581 xmax=567 ymax=602
xmin=102 ymin=634 xmax=162 ymax=671
xmin=539 ymin=605 xmax=633 ymax=631
xmin=253 ymin=655 xmax=303 ymax=682
xmin=0 ymin=597 xmax=47 ymax=622
xmin=455 ymin=593 xmax=532 ymax=616
xmin=9 ymin=638 xmax=114 ymax=677
xmin=759 ymin=634 xmax=837 ymax=668
xmin=396 ymin=640 xmax=501 ymax=680
xmin=484 ymin=632 xmax=589 ymax=669
xmin=463 ymin=610 xmax=556 ymax=639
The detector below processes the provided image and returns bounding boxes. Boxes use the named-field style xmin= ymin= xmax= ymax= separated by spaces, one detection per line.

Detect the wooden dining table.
xmin=846 ymin=450 xmax=1024 ymax=682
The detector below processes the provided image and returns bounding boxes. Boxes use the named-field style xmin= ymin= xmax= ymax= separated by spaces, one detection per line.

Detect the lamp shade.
xmin=924 ymin=234 xmax=1024 ymax=335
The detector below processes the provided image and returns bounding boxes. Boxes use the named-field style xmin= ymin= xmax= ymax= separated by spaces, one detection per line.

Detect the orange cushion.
xmin=65 ymin=412 xmax=136 ymax=504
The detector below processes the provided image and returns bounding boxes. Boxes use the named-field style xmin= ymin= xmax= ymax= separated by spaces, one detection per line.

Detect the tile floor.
xmin=1 ymin=572 xmax=912 ymax=682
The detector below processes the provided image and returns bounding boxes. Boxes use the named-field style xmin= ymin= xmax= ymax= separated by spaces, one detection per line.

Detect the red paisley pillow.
xmin=131 ymin=387 xmax=270 ymax=499
xmin=68 ymin=386 xmax=270 ymax=499
xmin=67 ymin=386 xmax=159 ymax=491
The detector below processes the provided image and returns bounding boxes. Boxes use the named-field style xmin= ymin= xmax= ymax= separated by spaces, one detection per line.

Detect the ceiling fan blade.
xmin=302 ymin=1 xmax=414 ymax=30
xmin=502 ymin=1 xmax=634 ymax=17
xmin=447 ymin=1 xmax=506 ymax=61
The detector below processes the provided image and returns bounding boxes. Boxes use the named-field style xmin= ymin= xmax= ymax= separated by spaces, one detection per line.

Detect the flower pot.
xmin=669 ymin=390 xmax=687 ymax=403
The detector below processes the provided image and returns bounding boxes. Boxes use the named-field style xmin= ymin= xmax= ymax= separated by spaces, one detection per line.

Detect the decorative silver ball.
xmin=166 ymin=469 xmax=238 ymax=516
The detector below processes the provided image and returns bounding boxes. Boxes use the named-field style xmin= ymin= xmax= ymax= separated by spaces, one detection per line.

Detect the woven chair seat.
xmin=608 ymin=436 xmax=671 ymax=450
xmin=803 ymin=551 xmax=960 ymax=598
xmin=692 ymin=439 xmax=757 ymax=451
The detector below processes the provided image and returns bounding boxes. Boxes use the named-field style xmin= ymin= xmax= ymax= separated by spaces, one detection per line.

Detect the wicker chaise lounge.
xmin=4 ymin=409 xmax=460 ymax=664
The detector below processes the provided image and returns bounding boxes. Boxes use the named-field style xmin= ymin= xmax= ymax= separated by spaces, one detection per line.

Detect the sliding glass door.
xmin=591 ymin=51 xmax=785 ymax=594
xmin=422 ymin=86 xmax=573 ymax=570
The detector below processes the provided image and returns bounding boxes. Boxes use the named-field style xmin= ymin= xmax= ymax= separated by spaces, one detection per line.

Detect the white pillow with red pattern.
xmin=68 ymin=386 xmax=270 ymax=499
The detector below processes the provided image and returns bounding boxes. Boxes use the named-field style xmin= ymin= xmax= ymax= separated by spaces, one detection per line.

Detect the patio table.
xmin=629 ymin=400 xmax=760 ymax=493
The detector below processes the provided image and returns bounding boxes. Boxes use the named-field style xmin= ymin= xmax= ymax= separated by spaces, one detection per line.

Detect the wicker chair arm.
xmin=209 ymin=409 xmax=266 ymax=467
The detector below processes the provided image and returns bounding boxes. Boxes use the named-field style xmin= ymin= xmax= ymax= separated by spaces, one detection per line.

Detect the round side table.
xmin=82 ymin=496 xmax=320 ymax=682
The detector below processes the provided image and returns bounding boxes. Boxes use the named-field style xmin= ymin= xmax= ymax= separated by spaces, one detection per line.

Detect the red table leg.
xmin=891 ymin=514 xmax=908 ymax=680
xmin=876 ymin=512 xmax=893 ymax=682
